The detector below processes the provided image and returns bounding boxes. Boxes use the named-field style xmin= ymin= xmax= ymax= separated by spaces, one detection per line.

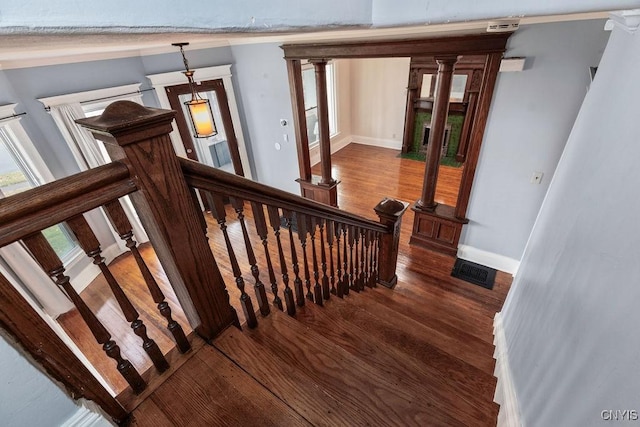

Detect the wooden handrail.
xmin=0 ymin=161 xmax=135 ymax=247
xmin=180 ymin=158 xmax=388 ymax=234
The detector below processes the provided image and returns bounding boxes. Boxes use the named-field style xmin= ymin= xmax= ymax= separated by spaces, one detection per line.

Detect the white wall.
xmin=461 ymin=19 xmax=610 ymax=262
xmin=501 ymin=21 xmax=640 ymax=426
xmin=350 ymin=58 xmax=410 ymax=149
xmin=0 ymin=335 xmax=80 ymax=427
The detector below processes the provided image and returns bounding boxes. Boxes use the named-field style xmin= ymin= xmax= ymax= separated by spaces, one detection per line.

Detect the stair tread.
xmin=348 ymin=287 xmax=496 ymax=375
xmin=219 ymin=309 xmax=467 ymax=427
xmin=214 ymin=319 xmax=369 ymax=426
xmin=130 ymin=345 xmax=309 ymax=426
xmin=295 ymin=298 xmax=499 ymax=425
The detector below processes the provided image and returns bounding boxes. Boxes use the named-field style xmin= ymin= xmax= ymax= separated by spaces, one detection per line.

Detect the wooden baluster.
xmin=366 ymin=230 xmax=374 ymax=288
xmin=267 ymin=206 xmax=295 ymax=316
xmin=342 ymin=225 xmax=350 ymax=296
xmin=296 ymin=212 xmax=313 ymax=302
xmin=209 ymin=194 xmax=258 ymax=329
xmin=372 ymin=232 xmax=379 ymax=287
xmin=231 ymin=197 xmax=270 ymax=317
xmin=66 ymin=215 xmax=169 ymax=373
xmin=326 ymin=220 xmax=336 ymax=296
xmin=102 ymin=201 xmax=191 ymax=354
xmin=334 ymin=222 xmax=343 ymax=298
xmin=348 ymin=225 xmax=356 ymax=292
xmin=251 ymin=201 xmax=283 ymax=311
xmin=318 ymin=218 xmax=330 ymax=301
xmin=22 ymin=232 xmax=146 ymax=394
xmin=308 ymin=217 xmax=323 ymax=306
xmin=359 ymin=228 xmax=367 ymax=291
xmin=285 ymin=210 xmax=305 ymax=307
xmin=354 ymin=226 xmax=362 ymax=292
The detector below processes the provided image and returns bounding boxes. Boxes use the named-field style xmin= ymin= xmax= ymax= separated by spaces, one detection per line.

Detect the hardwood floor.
xmin=62 ymin=143 xmax=510 ymax=425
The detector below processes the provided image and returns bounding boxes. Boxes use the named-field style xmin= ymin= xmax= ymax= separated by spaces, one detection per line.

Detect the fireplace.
xmin=420 ymin=122 xmax=451 ymax=157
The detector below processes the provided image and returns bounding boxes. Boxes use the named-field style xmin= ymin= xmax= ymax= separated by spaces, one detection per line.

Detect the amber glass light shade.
xmin=186 ymin=98 xmax=217 ymax=138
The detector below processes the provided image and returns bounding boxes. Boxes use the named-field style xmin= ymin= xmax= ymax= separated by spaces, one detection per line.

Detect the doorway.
xmin=166 ymin=78 xmax=245 ymax=176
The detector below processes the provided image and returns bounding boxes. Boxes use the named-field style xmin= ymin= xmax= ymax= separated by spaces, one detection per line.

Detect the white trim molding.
xmin=38 ymin=83 xmax=142 ymax=108
xmin=494 ymin=313 xmax=523 ymax=427
xmin=146 ymin=65 xmax=253 ymax=179
xmin=310 ymin=133 xmax=351 ymax=166
xmin=457 ymin=244 xmax=520 ymax=276
xmin=351 ymin=135 xmax=403 ymax=150
xmin=61 ymin=402 xmax=114 ymax=427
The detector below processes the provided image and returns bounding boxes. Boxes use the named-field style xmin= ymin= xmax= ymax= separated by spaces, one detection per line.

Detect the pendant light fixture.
xmin=172 ymin=42 xmax=217 ymax=138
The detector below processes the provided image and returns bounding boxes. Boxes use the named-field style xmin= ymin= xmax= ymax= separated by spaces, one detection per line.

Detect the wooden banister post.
xmin=76 ymin=101 xmax=237 ymax=341
xmin=374 ymin=198 xmax=409 ymax=288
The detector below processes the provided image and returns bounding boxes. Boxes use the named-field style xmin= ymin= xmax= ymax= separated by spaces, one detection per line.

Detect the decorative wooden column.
xmin=410 ymin=55 xmax=468 ymax=256
xmin=77 ymin=101 xmax=237 ymax=341
xmin=401 ymin=68 xmax=420 ymax=153
xmin=286 ymin=59 xmax=312 ymax=182
xmin=416 ymin=55 xmax=458 ymax=211
xmin=289 ymin=58 xmax=339 ymax=207
xmin=455 ymin=69 xmax=483 ymax=162
xmin=375 ymin=198 xmax=409 ymax=288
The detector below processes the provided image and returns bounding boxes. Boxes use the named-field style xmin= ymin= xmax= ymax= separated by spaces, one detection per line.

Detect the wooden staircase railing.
xmin=0 ymin=100 xmax=408 ymax=423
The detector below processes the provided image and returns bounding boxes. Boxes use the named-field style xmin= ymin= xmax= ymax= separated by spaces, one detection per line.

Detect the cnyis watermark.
xmin=601 ymin=410 xmax=639 ymax=421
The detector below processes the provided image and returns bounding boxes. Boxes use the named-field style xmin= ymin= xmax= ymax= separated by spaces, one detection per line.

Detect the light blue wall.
xmin=460 ymin=19 xmax=610 ymax=261
xmin=0 ymin=335 xmax=79 ymax=427
xmin=1 ymin=0 xmax=372 ymax=31
xmin=230 ymin=43 xmax=298 ymax=193
xmin=0 ymin=45 xmax=235 ymax=180
xmin=371 ymin=0 xmax=640 ymax=26
xmin=501 ymin=24 xmax=640 ymax=426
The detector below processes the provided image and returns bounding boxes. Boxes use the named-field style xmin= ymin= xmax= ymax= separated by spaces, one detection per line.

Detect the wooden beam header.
xmin=281 ymin=32 xmax=511 ymax=59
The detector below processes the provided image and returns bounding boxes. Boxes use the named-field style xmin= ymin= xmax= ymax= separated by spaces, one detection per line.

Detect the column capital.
xmin=434 ymin=55 xmax=461 ymax=66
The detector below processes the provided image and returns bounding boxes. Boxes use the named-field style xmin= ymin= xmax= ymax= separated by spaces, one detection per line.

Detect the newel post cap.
xmin=75 ymin=101 xmax=176 ymax=145
xmin=374 ymin=198 xmax=409 ymax=220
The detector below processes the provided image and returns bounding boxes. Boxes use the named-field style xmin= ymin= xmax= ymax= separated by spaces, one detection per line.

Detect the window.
xmin=0 ymin=108 xmax=78 ymax=262
xmin=302 ymin=63 xmax=337 ymax=146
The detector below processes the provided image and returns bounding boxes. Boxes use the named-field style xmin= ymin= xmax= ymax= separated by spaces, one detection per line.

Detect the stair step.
xmin=295 ymin=299 xmax=499 ymax=425
xmin=350 ymin=288 xmax=497 ymax=375
xmin=130 ymin=345 xmax=309 ymax=426
xmin=364 ymin=284 xmax=494 ymax=344
xmin=322 ymin=292 xmax=497 ymax=394
xmin=217 ymin=309 xmax=467 ymax=426
xmin=214 ymin=319 xmax=366 ymax=426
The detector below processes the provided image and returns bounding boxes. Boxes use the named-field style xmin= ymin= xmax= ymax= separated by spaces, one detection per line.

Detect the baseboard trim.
xmin=61 ymin=402 xmax=113 ymax=427
xmin=310 ymin=134 xmax=352 ymax=166
xmin=493 ymin=313 xmax=522 ymax=427
xmin=351 ymin=135 xmax=402 ymax=150
xmin=457 ymin=244 xmax=520 ymax=276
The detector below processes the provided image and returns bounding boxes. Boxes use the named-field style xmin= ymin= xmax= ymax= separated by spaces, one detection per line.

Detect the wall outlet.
xmin=530 ymin=171 xmax=544 ymax=184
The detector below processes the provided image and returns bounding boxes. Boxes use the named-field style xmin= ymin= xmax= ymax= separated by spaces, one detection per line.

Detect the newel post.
xmin=374 ymin=198 xmax=409 ymax=288
xmin=76 ymin=101 xmax=237 ymax=340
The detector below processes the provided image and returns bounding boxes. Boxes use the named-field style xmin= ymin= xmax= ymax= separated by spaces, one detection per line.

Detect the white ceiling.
xmin=0 ymin=12 xmax=609 ymax=70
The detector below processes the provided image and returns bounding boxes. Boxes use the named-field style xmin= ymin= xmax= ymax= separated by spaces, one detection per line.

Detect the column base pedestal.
xmin=410 ymin=203 xmax=468 ymax=256
xmin=297 ymin=176 xmax=340 ymax=207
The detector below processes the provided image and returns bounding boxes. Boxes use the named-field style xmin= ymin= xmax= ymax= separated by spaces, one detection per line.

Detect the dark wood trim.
xmin=286 ymin=59 xmax=312 ymax=182
xmin=401 ymin=68 xmax=420 ymax=153
xmin=310 ymin=59 xmax=336 ymax=186
xmin=454 ymin=52 xmax=503 ymax=219
xmin=165 ymin=79 xmax=245 ymax=176
xmin=77 ymin=101 xmax=238 ymax=341
xmin=282 ymin=33 xmax=511 ymax=59
xmin=0 ymin=162 xmax=135 ymax=247
xmin=416 ymin=55 xmax=458 ymax=211
xmin=0 ymin=272 xmax=128 ymax=423
xmin=182 ymin=159 xmax=385 ymax=232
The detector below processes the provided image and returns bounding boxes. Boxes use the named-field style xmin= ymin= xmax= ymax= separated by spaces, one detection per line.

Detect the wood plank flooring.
xmin=62 ymin=143 xmax=510 ymax=425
